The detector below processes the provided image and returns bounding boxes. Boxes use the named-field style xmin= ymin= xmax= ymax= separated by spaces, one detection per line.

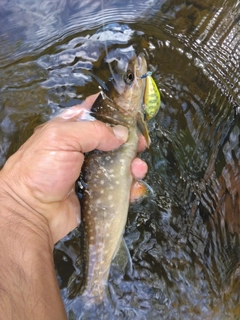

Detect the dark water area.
xmin=0 ymin=0 xmax=240 ymax=319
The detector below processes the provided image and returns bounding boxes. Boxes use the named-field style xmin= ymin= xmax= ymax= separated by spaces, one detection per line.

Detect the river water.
xmin=0 ymin=0 xmax=239 ymax=319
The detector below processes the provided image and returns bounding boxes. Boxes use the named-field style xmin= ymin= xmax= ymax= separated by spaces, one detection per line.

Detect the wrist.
xmin=0 ymin=172 xmax=54 ymax=250
xmin=0 ymin=176 xmax=67 ymax=319
xmin=0 ymin=219 xmax=66 ymax=319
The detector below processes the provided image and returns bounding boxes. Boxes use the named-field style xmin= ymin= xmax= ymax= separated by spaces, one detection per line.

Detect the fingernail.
xmin=112 ymin=125 xmax=128 ymax=141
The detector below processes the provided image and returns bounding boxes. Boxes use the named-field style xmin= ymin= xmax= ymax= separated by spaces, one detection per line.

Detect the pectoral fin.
xmin=130 ymin=179 xmax=154 ymax=203
xmin=137 ymin=112 xmax=151 ymax=147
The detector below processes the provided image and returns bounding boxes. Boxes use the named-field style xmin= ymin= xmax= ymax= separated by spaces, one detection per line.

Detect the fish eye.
xmin=124 ymin=71 xmax=134 ymax=84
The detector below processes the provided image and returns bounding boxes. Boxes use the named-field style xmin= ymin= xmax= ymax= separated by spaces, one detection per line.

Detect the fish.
xmin=75 ymin=52 xmax=150 ymax=303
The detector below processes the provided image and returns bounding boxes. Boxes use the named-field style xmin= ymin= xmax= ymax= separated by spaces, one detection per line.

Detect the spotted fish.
xmin=77 ymin=53 xmax=150 ymax=303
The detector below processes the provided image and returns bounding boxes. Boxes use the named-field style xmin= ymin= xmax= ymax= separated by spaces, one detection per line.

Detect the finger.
xmin=79 ymin=93 xmax=100 ymax=109
xmin=131 ymin=158 xmax=148 ymax=180
xmin=56 ymin=93 xmax=100 ymax=121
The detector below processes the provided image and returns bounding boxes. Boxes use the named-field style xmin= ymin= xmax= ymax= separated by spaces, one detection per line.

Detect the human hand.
xmin=0 ymin=94 xmax=147 ymax=245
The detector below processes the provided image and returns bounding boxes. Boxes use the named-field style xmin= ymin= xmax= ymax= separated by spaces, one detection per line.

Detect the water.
xmin=0 ymin=0 xmax=239 ymax=319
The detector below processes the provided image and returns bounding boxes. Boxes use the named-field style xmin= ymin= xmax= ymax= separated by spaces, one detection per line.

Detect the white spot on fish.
xmin=108 ymin=195 xmax=113 ymax=200
xmin=100 ymin=180 xmax=104 ymax=185
xmin=116 ymin=181 xmax=120 ymax=185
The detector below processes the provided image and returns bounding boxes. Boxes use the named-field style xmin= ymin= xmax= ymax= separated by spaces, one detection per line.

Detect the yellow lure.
xmin=144 ymin=75 xmax=161 ymax=121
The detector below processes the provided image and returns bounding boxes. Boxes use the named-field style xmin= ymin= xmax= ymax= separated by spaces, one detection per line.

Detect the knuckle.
xmin=42 ymin=122 xmax=61 ymax=145
xmin=91 ymin=120 xmax=108 ymax=138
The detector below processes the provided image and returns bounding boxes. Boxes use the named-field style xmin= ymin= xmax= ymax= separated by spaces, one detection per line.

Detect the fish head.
xmin=106 ymin=53 xmax=147 ymax=117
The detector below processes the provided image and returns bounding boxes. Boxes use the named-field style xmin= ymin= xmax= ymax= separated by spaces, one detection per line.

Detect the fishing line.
xmin=140 ymin=71 xmax=152 ymax=79
xmin=100 ymin=0 xmax=118 ymax=89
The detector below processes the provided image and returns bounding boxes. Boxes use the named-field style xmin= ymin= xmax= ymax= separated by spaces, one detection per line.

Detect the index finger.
xmin=74 ymin=93 xmax=99 ymax=110
xmin=57 ymin=93 xmax=100 ymax=121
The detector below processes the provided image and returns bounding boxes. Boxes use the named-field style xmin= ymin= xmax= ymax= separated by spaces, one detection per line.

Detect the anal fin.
xmin=111 ymin=238 xmax=132 ymax=277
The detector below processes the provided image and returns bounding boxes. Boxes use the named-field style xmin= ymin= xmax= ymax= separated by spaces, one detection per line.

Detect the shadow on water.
xmin=0 ymin=0 xmax=239 ymax=319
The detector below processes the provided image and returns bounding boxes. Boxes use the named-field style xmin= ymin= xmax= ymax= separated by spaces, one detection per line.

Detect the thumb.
xmin=76 ymin=121 xmax=129 ymax=153
xmin=47 ymin=113 xmax=129 ymax=153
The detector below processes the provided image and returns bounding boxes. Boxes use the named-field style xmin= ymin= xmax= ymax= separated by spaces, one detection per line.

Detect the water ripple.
xmin=0 ymin=0 xmax=240 ymax=318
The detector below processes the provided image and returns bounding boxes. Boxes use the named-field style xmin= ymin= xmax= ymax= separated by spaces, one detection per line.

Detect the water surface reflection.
xmin=0 ymin=0 xmax=239 ymax=319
